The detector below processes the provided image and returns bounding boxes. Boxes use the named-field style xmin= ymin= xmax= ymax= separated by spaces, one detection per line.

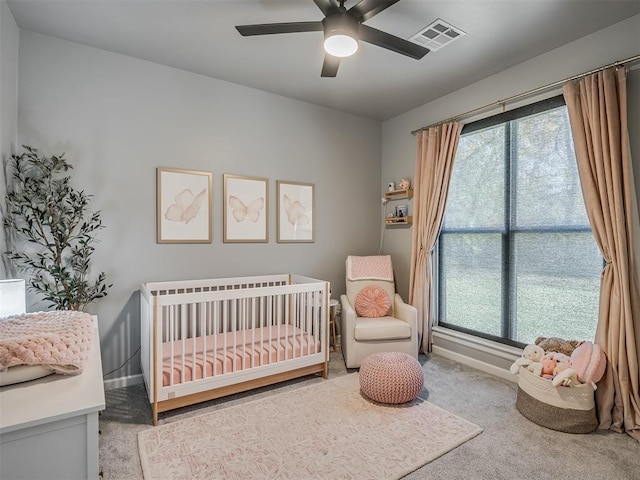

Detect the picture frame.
xmin=223 ymin=174 xmax=268 ymax=243
xmin=395 ymin=204 xmax=408 ymax=218
xmin=156 ymin=167 xmax=212 ymax=244
xmin=277 ymin=180 xmax=314 ymax=243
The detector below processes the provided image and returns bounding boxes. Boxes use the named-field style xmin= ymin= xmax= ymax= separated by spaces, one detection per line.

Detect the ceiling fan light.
xmin=324 ymin=33 xmax=358 ymax=57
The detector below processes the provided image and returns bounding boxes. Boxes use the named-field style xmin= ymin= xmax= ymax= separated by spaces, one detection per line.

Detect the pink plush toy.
xmin=540 ymin=355 xmax=557 ymax=379
xmin=552 ymin=341 xmax=607 ymax=388
xmin=570 ymin=341 xmax=606 ymax=385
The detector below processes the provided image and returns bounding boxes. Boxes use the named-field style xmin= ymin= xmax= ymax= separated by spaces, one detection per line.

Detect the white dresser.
xmin=0 ymin=318 xmax=105 ymax=480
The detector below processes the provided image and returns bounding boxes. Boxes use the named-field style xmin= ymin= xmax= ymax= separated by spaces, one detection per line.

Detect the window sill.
xmin=431 ymin=326 xmax=522 ymax=383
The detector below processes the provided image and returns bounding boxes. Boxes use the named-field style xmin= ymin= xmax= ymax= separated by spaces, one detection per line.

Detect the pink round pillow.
xmin=570 ymin=341 xmax=606 ymax=384
xmin=355 ymin=286 xmax=391 ymax=318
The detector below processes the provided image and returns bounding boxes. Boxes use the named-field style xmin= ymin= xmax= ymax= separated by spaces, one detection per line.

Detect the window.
xmin=438 ymin=96 xmax=602 ymax=347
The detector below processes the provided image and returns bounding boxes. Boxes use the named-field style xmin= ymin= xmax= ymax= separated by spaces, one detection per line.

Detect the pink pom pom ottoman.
xmin=359 ymin=352 xmax=423 ymax=404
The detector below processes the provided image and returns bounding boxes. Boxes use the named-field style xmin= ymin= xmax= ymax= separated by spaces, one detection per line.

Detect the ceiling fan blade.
xmin=321 ymin=54 xmax=340 ymax=77
xmin=358 ymin=24 xmax=429 ymax=59
xmin=313 ymin=0 xmax=341 ymax=17
xmin=348 ymin=0 xmax=400 ymax=22
xmin=236 ymin=21 xmax=323 ymax=36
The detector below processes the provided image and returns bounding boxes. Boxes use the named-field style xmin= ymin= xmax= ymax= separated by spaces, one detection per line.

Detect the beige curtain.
xmin=563 ymin=67 xmax=640 ymax=442
xmin=409 ymin=122 xmax=463 ymax=353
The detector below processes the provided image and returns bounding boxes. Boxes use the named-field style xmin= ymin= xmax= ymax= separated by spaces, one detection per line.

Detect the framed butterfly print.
xmin=223 ymin=174 xmax=268 ymax=243
xmin=277 ymin=180 xmax=314 ymax=243
xmin=156 ymin=167 xmax=213 ymax=244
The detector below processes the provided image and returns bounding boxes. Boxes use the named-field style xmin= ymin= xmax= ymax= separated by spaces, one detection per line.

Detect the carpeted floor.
xmin=99 ymin=347 xmax=639 ymax=480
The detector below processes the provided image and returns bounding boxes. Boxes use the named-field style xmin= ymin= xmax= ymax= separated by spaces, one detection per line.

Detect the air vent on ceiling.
xmin=409 ymin=19 xmax=465 ymax=52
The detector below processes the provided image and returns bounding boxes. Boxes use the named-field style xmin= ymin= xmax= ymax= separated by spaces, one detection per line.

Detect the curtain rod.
xmin=411 ymin=53 xmax=640 ymax=135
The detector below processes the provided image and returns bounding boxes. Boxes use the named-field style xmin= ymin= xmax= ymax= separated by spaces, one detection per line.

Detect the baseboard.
xmin=432 ymin=345 xmax=517 ymax=383
xmin=103 ymin=373 xmax=144 ymax=391
xmin=432 ymin=326 xmax=520 ymax=383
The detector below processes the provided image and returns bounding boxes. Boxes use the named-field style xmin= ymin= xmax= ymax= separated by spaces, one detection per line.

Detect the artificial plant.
xmin=3 ymin=145 xmax=111 ymax=311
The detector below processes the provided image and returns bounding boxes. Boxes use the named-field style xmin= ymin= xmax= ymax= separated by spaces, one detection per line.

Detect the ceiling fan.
xmin=235 ymin=0 xmax=429 ymax=77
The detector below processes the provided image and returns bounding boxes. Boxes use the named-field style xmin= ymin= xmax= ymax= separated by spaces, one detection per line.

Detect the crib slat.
xmin=180 ymin=304 xmax=186 ymax=385
xmin=223 ymin=300 xmax=228 ymax=375
xmin=213 ymin=301 xmax=218 ymax=377
xmin=314 ymin=290 xmax=320 ymax=354
xmin=305 ymin=291 xmax=311 ymax=357
xmin=287 ymin=293 xmax=292 ymax=361
xmin=201 ymin=302 xmax=207 ymax=380
xmin=266 ymin=295 xmax=278 ymax=365
xmin=169 ymin=306 xmax=175 ymax=387
xmin=251 ymin=297 xmax=256 ymax=369
xmin=191 ymin=303 xmax=196 ymax=382
xmin=276 ymin=295 xmax=282 ymax=363
xmin=241 ymin=297 xmax=246 ymax=372
xmin=232 ymin=299 xmax=237 ymax=372
xmin=267 ymin=295 xmax=272 ymax=365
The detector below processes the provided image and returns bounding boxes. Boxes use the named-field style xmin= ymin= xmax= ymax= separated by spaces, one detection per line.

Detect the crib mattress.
xmin=162 ymin=325 xmax=319 ymax=386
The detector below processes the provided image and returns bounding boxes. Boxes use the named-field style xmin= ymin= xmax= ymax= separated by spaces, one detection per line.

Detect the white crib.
xmin=140 ymin=274 xmax=330 ymax=425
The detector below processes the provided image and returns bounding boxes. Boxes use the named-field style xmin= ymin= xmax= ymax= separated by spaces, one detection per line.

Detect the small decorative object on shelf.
xmin=395 ymin=204 xmax=408 ymax=218
xmin=399 ymin=178 xmax=411 ymax=190
xmin=387 ymin=181 xmax=395 ymax=191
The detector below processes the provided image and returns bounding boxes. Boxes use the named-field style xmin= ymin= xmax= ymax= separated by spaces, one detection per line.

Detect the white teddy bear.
xmin=510 ymin=344 xmax=545 ymax=376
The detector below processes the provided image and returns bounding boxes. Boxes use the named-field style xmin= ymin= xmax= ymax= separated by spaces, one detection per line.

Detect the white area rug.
xmin=138 ymin=374 xmax=482 ymax=479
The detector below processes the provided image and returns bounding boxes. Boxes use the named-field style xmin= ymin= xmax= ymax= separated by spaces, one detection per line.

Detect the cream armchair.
xmin=340 ymin=255 xmax=418 ymax=368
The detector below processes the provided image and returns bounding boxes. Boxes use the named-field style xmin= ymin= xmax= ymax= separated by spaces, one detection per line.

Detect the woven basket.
xmin=516 ymin=367 xmax=597 ymax=434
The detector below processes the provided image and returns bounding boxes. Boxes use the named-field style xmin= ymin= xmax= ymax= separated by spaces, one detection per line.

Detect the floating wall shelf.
xmin=385 ymin=215 xmax=413 ymax=226
xmin=384 ymin=188 xmax=413 ymax=200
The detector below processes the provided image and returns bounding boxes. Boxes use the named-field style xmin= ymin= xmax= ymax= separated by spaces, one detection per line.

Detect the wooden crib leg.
xmin=153 ymin=402 xmax=158 ymax=426
xmin=322 ymin=361 xmax=328 ymax=379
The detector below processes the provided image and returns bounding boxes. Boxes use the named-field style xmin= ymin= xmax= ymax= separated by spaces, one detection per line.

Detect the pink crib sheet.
xmin=162 ymin=325 xmax=319 ymax=386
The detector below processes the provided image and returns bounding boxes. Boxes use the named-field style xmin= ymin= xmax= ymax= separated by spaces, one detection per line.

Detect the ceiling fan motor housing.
xmin=322 ymin=12 xmax=360 ymax=41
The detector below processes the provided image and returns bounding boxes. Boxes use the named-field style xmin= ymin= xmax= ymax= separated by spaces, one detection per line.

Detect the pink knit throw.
xmin=347 ymin=255 xmax=394 ymax=281
xmin=0 ymin=311 xmax=93 ymax=375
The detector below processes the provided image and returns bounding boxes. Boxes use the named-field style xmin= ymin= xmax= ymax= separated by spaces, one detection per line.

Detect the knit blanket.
xmin=347 ymin=255 xmax=394 ymax=281
xmin=0 ymin=311 xmax=93 ymax=375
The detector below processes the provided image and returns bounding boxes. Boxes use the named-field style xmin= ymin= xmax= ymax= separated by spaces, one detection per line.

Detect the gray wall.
xmin=15 ymin=30 xmax=382 ymax=379
xmin=0 ymin=0 xmax=18 ymax=278
xmin=381 ymin=14 xmax=640 ymax=301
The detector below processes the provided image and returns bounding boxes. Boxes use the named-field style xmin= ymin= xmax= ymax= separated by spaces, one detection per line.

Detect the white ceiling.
xmin=7 ymin=0 xmax=640 ymax=121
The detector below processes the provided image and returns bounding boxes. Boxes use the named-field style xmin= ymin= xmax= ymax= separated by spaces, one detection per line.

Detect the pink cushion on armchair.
xmin=355 ymin=286 xmax=392 ymax=318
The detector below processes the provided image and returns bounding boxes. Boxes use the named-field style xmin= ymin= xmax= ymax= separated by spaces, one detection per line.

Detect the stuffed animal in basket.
xmin=548 ymin=352 xmax=571 ymax=376
xmin=551 ymin=353 xmax=581 ymax=387
xmin=510 ymin=344 xmax=545 ymax=376
xmin=552 ymin=367 xmax=581 ymax=387
xmin=540 ymin=354 xmax=557 ymax=379
xmin=535 ymin=336 xmax=582 ymax=357
xmin=552 ymin=341 xmax=606 ymax=388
